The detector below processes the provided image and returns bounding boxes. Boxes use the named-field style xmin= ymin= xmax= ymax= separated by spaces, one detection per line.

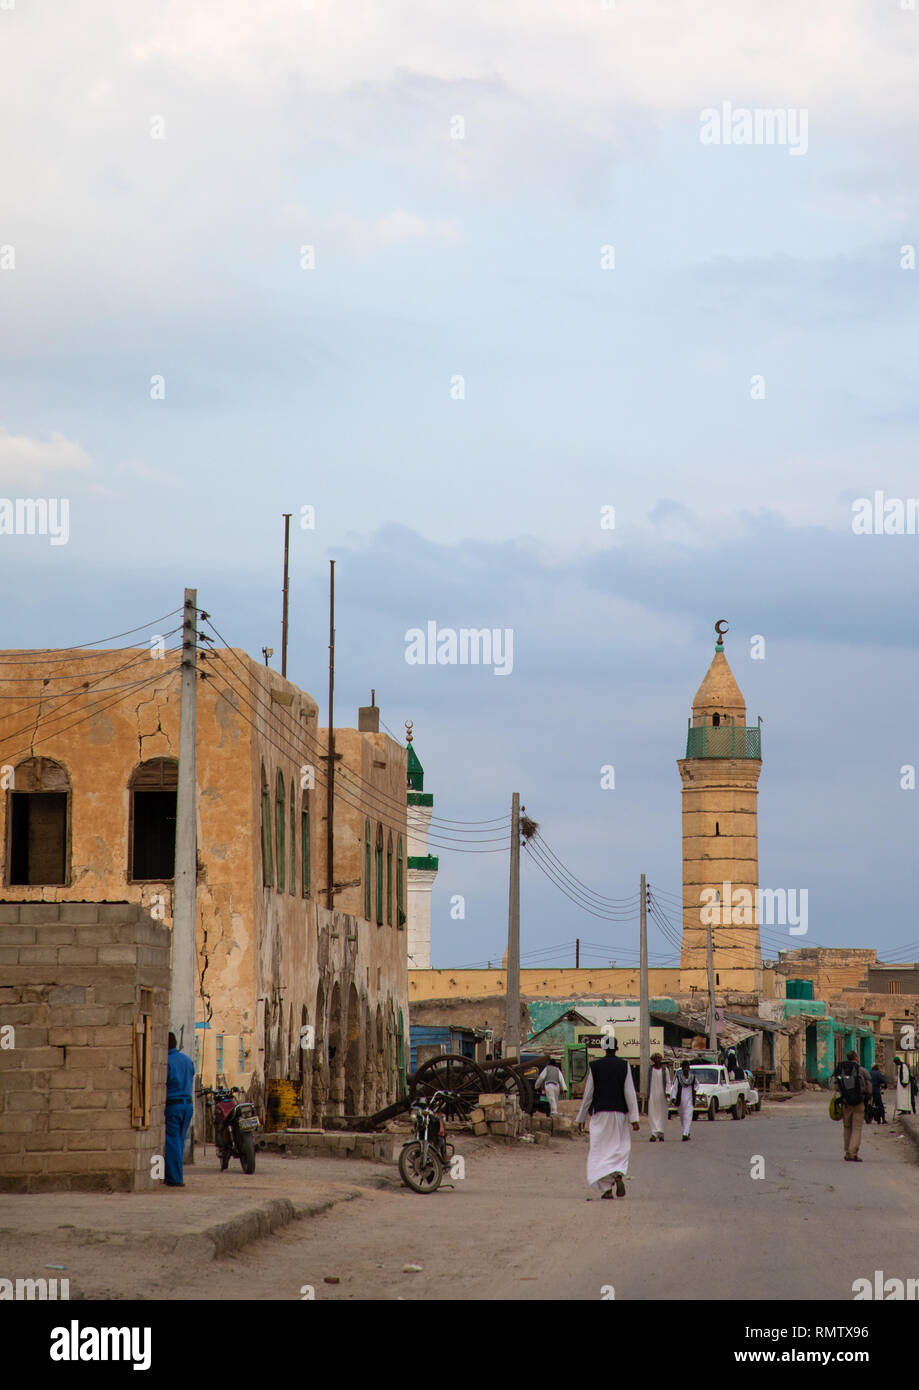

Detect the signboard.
xmin=576 ymin=1006 xmax=642 ymax=1029
xmin=575 ymin=1027 xmax=664 ymax=1060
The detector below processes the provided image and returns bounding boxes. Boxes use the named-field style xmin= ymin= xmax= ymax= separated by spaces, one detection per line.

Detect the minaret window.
xmin=712 ymin=713 xmax=721 ymax=727
xmin=386 ymin=832 xmax=393 ymax=925
xmin=715 ymin=822 xmax=720 ymax=836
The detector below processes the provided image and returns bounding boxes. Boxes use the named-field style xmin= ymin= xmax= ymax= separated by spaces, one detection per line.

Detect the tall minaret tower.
xmin=677 ymin=623 xmax=763 ymax=1000
xmin=405 ymin=723 xmax=438 ymax=969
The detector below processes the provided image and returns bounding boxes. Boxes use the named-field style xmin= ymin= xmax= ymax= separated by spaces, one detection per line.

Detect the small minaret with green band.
xmin=405 ymin=722 xmax=438 ymax=969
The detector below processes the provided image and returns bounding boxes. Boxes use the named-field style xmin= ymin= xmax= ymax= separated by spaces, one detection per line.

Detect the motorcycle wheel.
xmin=398 ymin=1141 xmax=443 ymax=1194
xmin=236 ymin=1130 xmax=257 ymax=1174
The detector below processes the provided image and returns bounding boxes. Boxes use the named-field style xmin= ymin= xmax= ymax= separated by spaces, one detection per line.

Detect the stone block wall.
xmin=0 ymin=902 xmax=170 ymax=1192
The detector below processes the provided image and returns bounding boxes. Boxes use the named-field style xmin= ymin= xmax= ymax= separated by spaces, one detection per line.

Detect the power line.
xmin=0 ymin=609 xmax=184 ymax=663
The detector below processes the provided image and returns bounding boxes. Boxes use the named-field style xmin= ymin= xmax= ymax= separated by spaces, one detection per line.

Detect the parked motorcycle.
xmin=201 ymin=1086 xmax=260 ymax=1174
xmin=398 ymin=1090 xmax=454 ymax=1194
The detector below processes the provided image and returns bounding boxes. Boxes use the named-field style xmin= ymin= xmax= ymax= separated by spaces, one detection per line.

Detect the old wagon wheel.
xmin=411 ymin=1054 xmax=489 ymax=1120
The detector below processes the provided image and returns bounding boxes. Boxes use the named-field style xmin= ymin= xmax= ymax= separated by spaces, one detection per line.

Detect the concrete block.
xmin=468 ymin=1107 xmax=485 ymax=1124
xmin=49 ymin=986 xmax=87 ymax=1006
xmin=65 ymin=1134 xmax=111 ymax=1151
xmin=58 ymin=905 xmax=100 ymax=924
xmin=89 ymin=980 xmax=138 ymax=1005
xmin=7 ymin=1093 xmax=46 ymax=1112
xmin=24 ymin=1133 xmax=66 ymax=1151
xmin=48 ymin=1072 xmax=91 ymax=1090
xmin=48 ymin=1028 xmax=93 ymax=1047
xmin=1 ymin=1152 xmax=45 ymax=1172
xmin=0 ymin=1177 xmax=29 ymax=1192
xmin=18 ymin=904 xmax=60 ymax=922
xmin=0 ymin=925 xmax=35 ymax=943
xmin=90 ymin=1026 xmax=133 ymax=1047
xmin=0 ymin=1135 xmax=25 ymax=1153
xmin=36 ymin=926 xmax=76 ymax=945
xmin=0 ymin=948 xmax=20 ymax=965
xmin=17 ymin=948 xmax=59 ymax=965
xmin=8 ymin=1025 xmax=48 ymax=1048
xmin=488 ymin=1121 xmax=510 ymax=1135
xmin=68 ymin=1047 xmax=130 ymax=1071
xmin=472 ymin=1121 xmax=488 ymax=1136
xmin=0 ymin=1050 xmax=22 ymax=1069
xmin=0 ymin=988 xmax=21 ymax=1004
xmin=75 ymin=925 xmax=116 ymax=945
xmin=98 ymin=947 xmax=138 ymax=965
xmin=20 ymin=1047 xmax=65 ymax=1070
xmin=0 ymin=1004 xmax=39 ymax=1025
xmin=97 ymin=904 xmax=135 ymax=923
xmin=0 ymin=905 xmax=21 ymax=923
xmin=67 ymin=1092 xmax=109 ymax=1110
xmin=0 ymin=1114 xmax=36 ymax=1134
xmin=70 ymin=1007 xmax=112 ymax=1026
xmin=56 ymin=948 xmax=98 ymax=965
xmin=45 ymin=1151 xmax=132 ymax=1174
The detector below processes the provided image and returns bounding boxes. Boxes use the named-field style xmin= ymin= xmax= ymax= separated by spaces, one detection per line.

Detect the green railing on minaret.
xmin=685 ymin=725 xmax=761 ymax=759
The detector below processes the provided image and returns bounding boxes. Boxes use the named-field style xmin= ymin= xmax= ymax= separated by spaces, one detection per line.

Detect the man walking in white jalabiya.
xmin=893 ymin=1057 xmax=912 ymax=1114
xmin=670 ymin=1059 xmax=697 ymax=1141
xmin=647 ymin=1052 xmax=671 ymax=1141
xmin=576 ymin=1034 xmax=640 ymax=1198
xmin=536 ymin=1060 xmax=567 ymax=1115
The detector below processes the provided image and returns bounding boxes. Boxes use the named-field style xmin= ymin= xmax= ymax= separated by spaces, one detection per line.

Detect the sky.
xmin=1 ymin=0 xmax=917 ymax=969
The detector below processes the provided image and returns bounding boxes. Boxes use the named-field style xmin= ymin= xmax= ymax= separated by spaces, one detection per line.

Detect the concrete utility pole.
xmin=707 ymin=924 xmax=718 ymax=1057
xmin=504 ymin=792 xmax=521 ymax=1060
xmin=172 ymin=588 xmax=198 ymax=1157
xmin=281 ymin=513 xmax=291 ymax=678
xmin=640 ymin=872 xmax=649 ymax=1108
xmin=326 ymin=560 xmax=335 ymax=910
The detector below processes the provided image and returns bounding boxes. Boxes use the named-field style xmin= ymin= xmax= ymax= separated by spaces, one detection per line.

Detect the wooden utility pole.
xmin=171 ymin=588 xmax=198 ymax=1158
xmin=639 ymin=872 xmax=649 ymax=1108
xmin=281 ymin=513 xmax=291 ymax=677
xmin=504 ymin=792 xmax=521 ymax=1060
xmin=326 ymin=560 xmax=335 ymax=909
xmin=575 ymin=938 xmax=580 ymax=968
xmin=707 ymin=924 xmax=718 ymax=1057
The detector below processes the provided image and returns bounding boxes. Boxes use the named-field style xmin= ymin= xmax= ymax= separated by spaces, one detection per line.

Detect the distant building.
xmin=405 ymin=731 xmax=438 ymax=969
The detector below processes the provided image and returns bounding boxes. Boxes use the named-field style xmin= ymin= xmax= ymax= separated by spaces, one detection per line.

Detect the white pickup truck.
xmin=668 ymin=1064 xmax=757 ymax=1121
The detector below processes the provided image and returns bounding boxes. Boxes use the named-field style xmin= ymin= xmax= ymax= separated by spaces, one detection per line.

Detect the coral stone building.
xmin=0 ymin=645 xmax=410 ymax=1123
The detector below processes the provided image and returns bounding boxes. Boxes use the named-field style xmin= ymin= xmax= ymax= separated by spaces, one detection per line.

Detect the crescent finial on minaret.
xmin=714 ymin=618 xmax=728 ymax=650
xmin=404 ymin=719 xmax=414 ymax=744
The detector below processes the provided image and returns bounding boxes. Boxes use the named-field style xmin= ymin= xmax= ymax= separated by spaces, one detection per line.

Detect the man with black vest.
xmin=576 ymin=1033 xmax=640 ymax=1199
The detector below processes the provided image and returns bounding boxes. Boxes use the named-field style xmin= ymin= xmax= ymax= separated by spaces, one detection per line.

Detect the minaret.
xmin=677 ymin=623 xmax=763 ymax=999
xmin=405 ymin=723 xmax=438 ymax=969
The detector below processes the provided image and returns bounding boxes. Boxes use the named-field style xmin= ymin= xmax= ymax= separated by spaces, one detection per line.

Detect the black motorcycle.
xmin=398 ymin=1090 xmax=454 ymax=1193
xmin=201 ymin=1086 xmax=260 ymax=1174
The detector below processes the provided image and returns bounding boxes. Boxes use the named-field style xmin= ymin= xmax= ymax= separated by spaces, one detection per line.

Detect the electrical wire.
xmin=0 ymin=609 xmax=184 ymax=663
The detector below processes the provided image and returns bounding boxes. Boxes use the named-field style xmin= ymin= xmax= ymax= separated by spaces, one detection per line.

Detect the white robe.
xmin=670 ymin=1076 xmax=695 ymax=1135
xmin=895 ymin=1063 xmax=912 ymax=1113
xmin=576 ymin=1063 xmax=640 ymax=1188
xmin=647 ymin=1066 xmax=670 ymax=1135
xmin=536 ymin=1066 xmax=567 ymax=1116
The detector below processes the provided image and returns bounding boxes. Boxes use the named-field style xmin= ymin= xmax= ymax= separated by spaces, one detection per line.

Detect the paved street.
xmin=174 ymin=1093 xmax=919 ymax=1301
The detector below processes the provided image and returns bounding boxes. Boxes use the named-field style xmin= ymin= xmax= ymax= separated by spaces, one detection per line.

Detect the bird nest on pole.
xmin=519 ymin=815 xmax=539 ymax=843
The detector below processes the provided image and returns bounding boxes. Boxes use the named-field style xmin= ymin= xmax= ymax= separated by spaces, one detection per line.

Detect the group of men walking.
xmin=558 ymin=1037 xmax=916 ymax=1195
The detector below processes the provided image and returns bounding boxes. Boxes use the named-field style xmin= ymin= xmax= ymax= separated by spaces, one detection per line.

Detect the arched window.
xmin=301 ymin=790 xmax=311 ymax=898
xmin=386 ymin=832 xmax=393 ymax=925
xmin=712 ymin=713 xmax=721 ymax=727
xmin=289 ymin=780 xmax=296 ymax=896
xmin=396 ymin=834 xmax=405 ymax=928
xmin=275 ymin=770 xmax=286 ymax=893
xmin=129 ymin=758 xmax=177 ymax=881
xmin=7 ymin=756 xmax=71 ymax=886
xmin=363 ymin=818 xmax=372 ymax=919
xmin=375 ymin=823 xmax=384 ymax=925
xmin=260 ymin=764 xmax=273 ymax=886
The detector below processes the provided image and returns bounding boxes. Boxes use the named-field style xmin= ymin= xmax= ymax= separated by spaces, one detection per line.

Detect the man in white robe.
xmin=536 ymin=1060 xmax=567 ymax=1115
xmin=670 ymin=1059 xmax=697 ymax=1140
xmin=894 ymin=1057 xmax=912 ymax=1114
xmin=576 ymin=1034 xmax=640 ymax=1198
xmin=647 ymin=1052 xmax=671 ymax=1141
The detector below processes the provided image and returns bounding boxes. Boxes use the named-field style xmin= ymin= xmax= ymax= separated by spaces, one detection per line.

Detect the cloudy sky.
xmin=1 ymin=0 xmax=917 ymax=968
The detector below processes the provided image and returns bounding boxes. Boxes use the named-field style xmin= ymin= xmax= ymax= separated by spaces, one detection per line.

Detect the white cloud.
xmin=0 ymin=429 xmax=93 ymax=489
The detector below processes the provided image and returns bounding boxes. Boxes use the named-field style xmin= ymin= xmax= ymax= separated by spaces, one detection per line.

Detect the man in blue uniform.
xmin=165 ymin=1032 xmax=195 ymax=1187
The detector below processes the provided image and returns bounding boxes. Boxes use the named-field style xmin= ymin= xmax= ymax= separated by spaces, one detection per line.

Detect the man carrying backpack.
xmin=834 ymin=1051 xmax=872 ymax=1162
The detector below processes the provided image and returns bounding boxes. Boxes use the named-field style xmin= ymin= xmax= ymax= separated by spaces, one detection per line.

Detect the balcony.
xmin=685 ymin=725 xmax=761 ymax=759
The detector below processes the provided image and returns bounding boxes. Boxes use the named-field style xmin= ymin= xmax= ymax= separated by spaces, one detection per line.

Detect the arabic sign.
xmin=575 ymin=1027 xmax=664 ymax=1060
